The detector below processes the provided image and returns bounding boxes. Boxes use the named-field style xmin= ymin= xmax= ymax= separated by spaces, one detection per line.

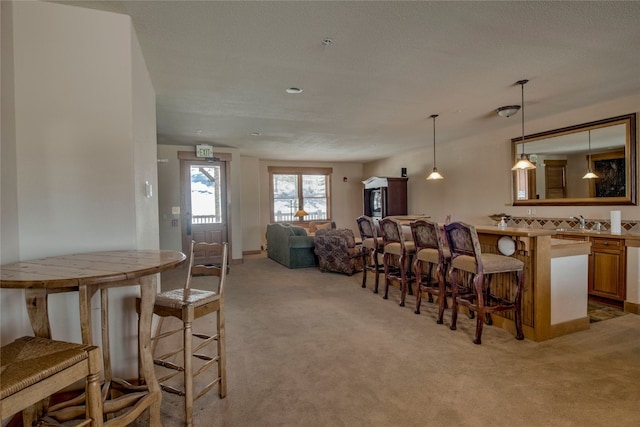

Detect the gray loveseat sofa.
xmin=265 ymin=223 xmax=316 ymax=268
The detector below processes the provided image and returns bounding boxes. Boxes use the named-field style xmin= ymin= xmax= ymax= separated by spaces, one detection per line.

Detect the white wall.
xmin=0 ymin=1 xmax=157 ymax=378
xmin=241 ymin=156 xmax=261 ymax=252
xmin=0 ymin=0 xmax=29 ymax=341
xmin=364 ymin=93 xmax=640 ymax=225
xmin=132 ymin=26 xmax=160 ymax=250
xmin=13 ymin=1 xmax=137 ymax=258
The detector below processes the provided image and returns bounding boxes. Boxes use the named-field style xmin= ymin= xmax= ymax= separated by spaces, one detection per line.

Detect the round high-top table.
xmin=0 ymin=249 xmax=186 ymax=426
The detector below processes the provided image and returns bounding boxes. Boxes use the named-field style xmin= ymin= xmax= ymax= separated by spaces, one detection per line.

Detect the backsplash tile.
xmin=503 ymin=216 xmax=640 ymax=233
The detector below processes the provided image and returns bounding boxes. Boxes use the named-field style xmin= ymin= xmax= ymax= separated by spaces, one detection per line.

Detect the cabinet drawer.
xmin=590 ymin=237 xmax=623 ymax=250
xmin=559 ymin=235 xmax=589 ymax=242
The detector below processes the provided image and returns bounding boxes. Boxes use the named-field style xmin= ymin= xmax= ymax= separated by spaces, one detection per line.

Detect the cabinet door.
xmin=588 ymin=241 xmax=626 ymax=301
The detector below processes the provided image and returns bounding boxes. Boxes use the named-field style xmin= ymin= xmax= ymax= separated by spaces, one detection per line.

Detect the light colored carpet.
xmin=134 ymin=253 xmax=640 ymax=427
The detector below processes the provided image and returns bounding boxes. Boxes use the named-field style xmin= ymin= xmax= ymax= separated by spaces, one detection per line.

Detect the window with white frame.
xmin=268 ymin=167 xmax=332 ymax=223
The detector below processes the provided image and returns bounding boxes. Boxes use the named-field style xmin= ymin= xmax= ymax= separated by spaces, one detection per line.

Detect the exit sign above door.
xmin=196 ymin=144 xmax=214 ymax=158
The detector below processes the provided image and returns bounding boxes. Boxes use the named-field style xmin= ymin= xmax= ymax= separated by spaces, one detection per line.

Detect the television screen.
xmin=371 ymin=189 xmax=382 ymax=217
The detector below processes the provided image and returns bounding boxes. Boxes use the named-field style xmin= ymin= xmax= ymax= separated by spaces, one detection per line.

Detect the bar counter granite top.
xmin=476 ymin=224 xmax=640 ymax=244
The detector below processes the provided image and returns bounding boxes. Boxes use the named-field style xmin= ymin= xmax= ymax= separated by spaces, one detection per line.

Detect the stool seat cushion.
xmin=415 ymin=247 xmax=451 ymax=264
xmin=362 ymin=237 xmax=384 ymax=251
xmin=384 ymin=241 xmax=415 ymax=256
xmin=1 ymin=337 xmax=92 ymax=399
xmin=451 ymin=253 xmax=524 ymax=274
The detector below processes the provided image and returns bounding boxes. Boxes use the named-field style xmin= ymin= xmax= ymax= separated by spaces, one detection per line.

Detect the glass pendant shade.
xmin=294 ymin=209 xmax=308 ymax=218
xmin=511 ymin=79 xmax=536 ymax=171
xmin=511 ymin=153 xmax=536 ymax=170
xmin=426 ymin=114 xmax=443 ymax=180
xmin=427 ymin=168 xmax=444 ymax=180
xmin=582 ymin=130 xmax=598 ymax=179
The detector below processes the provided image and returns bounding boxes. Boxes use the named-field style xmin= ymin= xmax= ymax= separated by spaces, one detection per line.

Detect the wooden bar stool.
xmin=356 ymin=215 xmax=384 ymax=293
xmin=1 ymin=336 xmax=103 ymax=427
xmin=410 ymin=219 xmax=451 ymax=324
xmin=379 ymin=217 xmax=416 ymax=307
xmin=142 ymin=241 xmax=228 ymax=426
xmin=444 ymin=222 xmax=525 ymax=345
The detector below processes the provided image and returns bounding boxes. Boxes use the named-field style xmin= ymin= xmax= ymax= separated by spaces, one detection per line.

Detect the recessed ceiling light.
xmin=286 ymin=87 xmax=303 ymax=94
xmin=250 ymin=132 xmax=261 ymax=136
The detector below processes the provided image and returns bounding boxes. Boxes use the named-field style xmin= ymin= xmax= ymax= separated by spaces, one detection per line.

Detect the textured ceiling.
xmin=56 ymin=1 xmax=640 ymax=162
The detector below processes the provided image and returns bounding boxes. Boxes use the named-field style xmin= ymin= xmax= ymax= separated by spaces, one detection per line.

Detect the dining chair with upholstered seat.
xmin=379 ymin=217 xmax=416 ymax=307
xmin=410 ymin=219 xmax=452 ymax=324
xmin=356 ymin=215 xmax=385 ymax=293
xmin=1 ymin=336 xmax=104 ymax=427
xmin=444 ymin=221 xmax=525 ymax=345
xmin=141 ymin=241 xmax=228 ymax=426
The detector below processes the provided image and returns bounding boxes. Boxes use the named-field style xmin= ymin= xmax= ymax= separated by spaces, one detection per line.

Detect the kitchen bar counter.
xmin=385 ymin=221 xmax=597 ymax=340
xmin=553 ymin=228 xmax=640 ymax=315
xmin=554 ymin=228 xmax=640 ymax=244
xmin=473 ymin=225 xmax=590 ymax=341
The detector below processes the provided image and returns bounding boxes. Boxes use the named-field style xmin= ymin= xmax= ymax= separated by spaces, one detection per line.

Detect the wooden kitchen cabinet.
xmin=589 ymin=237 xmax=626 ymax=302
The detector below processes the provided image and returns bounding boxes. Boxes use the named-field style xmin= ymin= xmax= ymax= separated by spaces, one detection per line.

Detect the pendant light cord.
xmin=521 ymin=82 xmax=525 ymax=155
xmin=432 ymin=114 xmax=437 ymax=165
xmin=516 ymin=79 xmax=529 ymax=157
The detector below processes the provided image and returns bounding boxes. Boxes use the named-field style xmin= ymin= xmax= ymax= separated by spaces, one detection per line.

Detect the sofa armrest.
xmin=289 ymin=235 xmax=315 ymax=248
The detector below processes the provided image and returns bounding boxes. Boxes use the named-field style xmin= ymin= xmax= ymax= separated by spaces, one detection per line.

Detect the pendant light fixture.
xmin=582 ymin=130 xmax=599 ymax=179
xmin=426 ymin=114 xmax=444 ymax=180
xmin=496 ymin=105 xmax=521 ymax=118
xmin=511 ymin=79 xmax=536 ymax=170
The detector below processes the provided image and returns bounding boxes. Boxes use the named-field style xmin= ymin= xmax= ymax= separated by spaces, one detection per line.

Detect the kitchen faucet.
xmin=572 ymin=215 xmax=586 ymax=229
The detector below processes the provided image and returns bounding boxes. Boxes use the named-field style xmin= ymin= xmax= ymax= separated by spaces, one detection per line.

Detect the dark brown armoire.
xmin=362 ymin=176 xmax=408 ymax=219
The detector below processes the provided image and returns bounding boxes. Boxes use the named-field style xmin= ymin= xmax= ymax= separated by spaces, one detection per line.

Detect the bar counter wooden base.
xmin=474 ymin=225 xmax=591 ymax=342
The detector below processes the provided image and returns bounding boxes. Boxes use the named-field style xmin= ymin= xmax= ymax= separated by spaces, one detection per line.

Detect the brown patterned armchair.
xmin=314 ymin=228 xmax=363 ymax=275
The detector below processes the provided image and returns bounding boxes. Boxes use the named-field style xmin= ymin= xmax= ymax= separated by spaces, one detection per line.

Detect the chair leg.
xmin=484 ymin=275 xmax=493 ymax=326
xmin=414 ymin=258 xmax=422 ymax=315
xmin=436 ymin=265 xmax=445 ymax=325
xmin=449 ymin=269 xmax=459 ymax=331
xmin=406 ymin=256 xmax=414 ymax=296
xmin=466 ymin=274 xmax=475 ymax=320
xmin=373 ymin=250 xmax=381 ymax=294
xmin=217 ymin=308 xmax=227 ymax=398
xmin=426 ymin=264 xmax=434 ymax=303
xmin=473 ymin=273 xmax=485 ymax=345
xmin=383 ymin=253 xmax=391 ymax=300
xmin=514 ymin=271 xmax=525 ymax=340
xmin=399 ymin=254 xmax=407 ymax=307
xmin=183 ymin=318 xmax=194 ymax=427
xmin=361 ymin=249 xmax=369 ymax=289
xmin=86 ymin=348 xmax=104 ymax=427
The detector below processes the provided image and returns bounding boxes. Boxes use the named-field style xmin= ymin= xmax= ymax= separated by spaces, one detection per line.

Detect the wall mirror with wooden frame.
xmin=512 ymin=113 xmax=637 ymax=206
